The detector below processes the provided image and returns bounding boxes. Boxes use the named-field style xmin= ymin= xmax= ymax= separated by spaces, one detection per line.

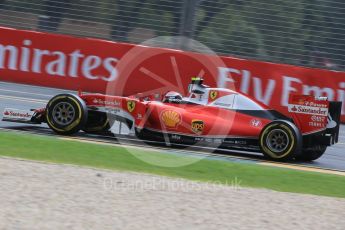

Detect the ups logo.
xmin=191 ymin=120 xmax=204 ymax=135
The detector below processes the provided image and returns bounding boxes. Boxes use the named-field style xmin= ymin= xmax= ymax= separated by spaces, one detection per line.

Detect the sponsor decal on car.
xmin=209 ymin=91 xmax=218 ymax=100
xmin=288 ymin=104 xmax=328 ymax=116
xmin=191 ymin=119 xmax=204 ymax=135
xmin=104 ymin=107 xmax=121 ymax=114
xmin=127 ymin=100 xmax=136 ymax=113
xmin=214 ymin=139 xmax=224 ymax=144
xmin=210 ymin=90 xmax=218 ymax=100
xmin=195 ymin=137 xmax=204 ymax=141
xmin=160 ymin=110 xmax=181 ymax=128
xmin=3 ymin=109 xmax=34 ymax=121
xmin=308 ymin=121 xmax=325 ymax=128
xmin=214 ymin=102 xmax=232 ymax=107
xmin=305 ymin=101 xmax=328 ymax=108
xmin=171 ymin=134 xmax=181 ymax=140
xmin=205 ymin=138 xmax=213 ymax=143
xmin=308 ymin=115 xmax=327 ymax=128
xmin=311 ymin=115 xmax=326 ymax=122
xmin=250 ymin=119 xmax=262 ymax=127
xmin=92 ymin=98 xmax=120 ymax=107
xmin=223 ymin=139 xmax=247 ymax=145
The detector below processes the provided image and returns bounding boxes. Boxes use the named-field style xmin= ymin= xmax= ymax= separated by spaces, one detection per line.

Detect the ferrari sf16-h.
xmin=2 ymin=78 xmax=342 ymax=161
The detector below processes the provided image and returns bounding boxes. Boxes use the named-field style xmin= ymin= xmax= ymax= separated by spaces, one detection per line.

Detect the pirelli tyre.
xmin=46 ymin=94 xmax=88 ymax=135
xmin=259 ymin=120 xmax=302 ymax=161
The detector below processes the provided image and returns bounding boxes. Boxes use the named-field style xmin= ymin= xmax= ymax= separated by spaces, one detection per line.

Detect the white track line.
xmin=0 ymin=88 xmax=53 ymax=97
xmin=0 ymin=95 xmax=47 ymax=104
xmin=0 ymin=82 xmax=75 ymax=93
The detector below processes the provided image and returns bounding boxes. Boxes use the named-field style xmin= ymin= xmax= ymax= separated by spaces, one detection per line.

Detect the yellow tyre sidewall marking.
xmin=46 ymin=96 xmax=82 ymax=132
xmin=260 ymin=123 xmax=295 ymax=159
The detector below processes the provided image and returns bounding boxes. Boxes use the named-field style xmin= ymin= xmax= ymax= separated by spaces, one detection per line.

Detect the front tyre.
xmin=259 ymin=120 xmax=302 ymax=161
xmin=46 ymin=94 xmax=88 ymax=135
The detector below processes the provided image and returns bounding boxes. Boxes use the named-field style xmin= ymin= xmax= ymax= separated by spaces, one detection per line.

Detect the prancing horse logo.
xmin=127 ymin=101 xmax=136 ymax=113
xmin=210 ymin=91 xmax=218 ymax=100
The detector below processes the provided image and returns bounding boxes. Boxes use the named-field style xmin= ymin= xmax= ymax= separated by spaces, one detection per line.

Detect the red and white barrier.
xmin=1 ymin=26 xmax=345 ymax=121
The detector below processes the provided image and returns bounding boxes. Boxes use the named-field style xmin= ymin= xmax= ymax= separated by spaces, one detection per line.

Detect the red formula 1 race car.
xmin=2 ymin=78 xmax=342 ymax=161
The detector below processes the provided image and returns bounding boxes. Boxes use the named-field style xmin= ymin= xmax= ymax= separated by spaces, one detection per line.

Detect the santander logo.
xmin=0 ymin=39 xmax=118 ymax=82
xmin=4 ymin=110 xmax=32 ymax=118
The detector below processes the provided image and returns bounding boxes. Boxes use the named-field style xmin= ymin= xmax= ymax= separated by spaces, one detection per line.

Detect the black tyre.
xmin=298 ymin=145 xmax=327 ymax=161
xmin=83 ymin=111 xmax=114 ymax=134
xmin=46 ymin=94 xmax=88 ymax=135
xmin=259 ymin=120 xmax=302 ymax=161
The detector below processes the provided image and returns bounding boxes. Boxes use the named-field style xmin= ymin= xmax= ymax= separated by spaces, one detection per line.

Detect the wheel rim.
xmin=266 ymin=129 xmax=290 ymax=154
xmin=52 ymin=102 xmax=76 ymax=126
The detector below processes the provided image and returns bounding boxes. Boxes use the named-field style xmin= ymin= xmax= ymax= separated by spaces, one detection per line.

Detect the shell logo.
xmin=160 ymin=110 xmax=181 ymax=128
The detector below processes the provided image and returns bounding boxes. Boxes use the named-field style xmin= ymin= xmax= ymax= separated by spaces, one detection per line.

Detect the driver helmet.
xmin=163 ymin=91 xmax=183 ymax=103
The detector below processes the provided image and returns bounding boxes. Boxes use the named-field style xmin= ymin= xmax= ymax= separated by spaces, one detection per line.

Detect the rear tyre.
xmin=298 ymin=145 xmax=327 ymax=161
xmin=259 ymin=120 xmax=302 ymax=161
xmin=46 ymin=94 xmax=88 ymax=135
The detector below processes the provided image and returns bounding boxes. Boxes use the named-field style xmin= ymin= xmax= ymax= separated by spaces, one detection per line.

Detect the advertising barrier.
xmin=1 ymin=26 xmax=345 ymax=121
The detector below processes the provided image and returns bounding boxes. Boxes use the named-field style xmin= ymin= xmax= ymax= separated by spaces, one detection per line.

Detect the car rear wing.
xmin=288 ymin=95 xmax=342 ymax=145
xmin=327 ymin=101 xmax=342 ymax=144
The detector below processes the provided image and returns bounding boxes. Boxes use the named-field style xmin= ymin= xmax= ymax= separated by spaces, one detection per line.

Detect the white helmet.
xmin=163 ymin=91 xmax=183 ymax=103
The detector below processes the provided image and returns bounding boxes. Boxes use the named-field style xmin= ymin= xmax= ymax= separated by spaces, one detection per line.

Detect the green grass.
xmin=0 ymin=131 xmax=345 ymax=198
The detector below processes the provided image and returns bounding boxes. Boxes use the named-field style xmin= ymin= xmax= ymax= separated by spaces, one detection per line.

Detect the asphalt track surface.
xmin=0 ymin=81 xmax=344 ymax=172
